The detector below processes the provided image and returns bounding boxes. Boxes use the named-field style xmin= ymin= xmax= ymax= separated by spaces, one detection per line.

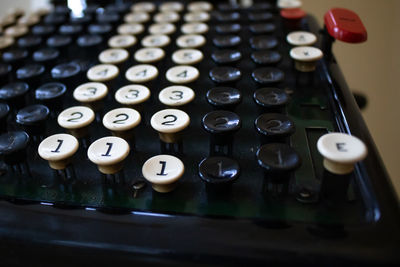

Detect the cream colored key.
xmin=0 ymin=36 xmax=14 ymax=50
xmin=108 ymin=35 xmax=137 ymax=48
xmin=73 ymin=82 xmax=108 ymax=110
xmin=131 ymin=2 xmax=156 ymax=13
xmin=1 ymin=14 xmax=16 ymax=27
xmin=290 ymin=46 xmax=323 ymax=72
xmin=125 ymin=64 xmax=158 ymax=83
xmin=124 ymin=12 xmax=150 ymax=23
xmin=87 ymin=136 xmax=130 ymax=174
xmin=150 ymin=108 xmax=190 ymax=143
xmin=188 ymin=1 xmax=213 ymax=12
xmin=18 ymin=13 xmax=40 ymax=26
xmin=87 ymin=64 xmax=119 ymax=82
xmin=277 ymin=0 xmax=302 ymax=9
xmin=159 ymin=85 xmax=195 ymax=106
xmin=58 ymin=106 xmax=95 ymax=138
xmin=99 ymin=48 xmax=129 ymax=65
xmin=142 ymin=154 xmax=184 ymax=193
xmin=4 ymin=25 xmax=28 ymax=38
xmin=172 ymin=48 xmax=203 ymax=65
xmin=141 ymin=34 xmax=170 ymax=48
xmin=154 ymin=12 xmax=180 ymax=23
xmin=117 ymin=23 xmax=145 ymax=35
xmin=160 ymin=2 xmax=184 ymax=12
xmin=103 ymin=107 xmax=141 ymax=139
xmin=166 ymin=65 xmax=199 ymax=84
xmin=38 ymin=133 xmax=79 ymax=170
xmin=287 ymin=31 xmax=317 ymax=46
xmin=176 ymin=34 xmax=206 ymax=48
xmin=149 ymin=23 xmax=176 ymax=35
xmin=184 ymin=11 xmax=210 ymax=22
xmin=134 ymin=47 xmax=165 ymax=63
xmin=181 ymin=22 xmax=209 ymax=34
xmin=115 ymin=84 xmax=151 ymax=106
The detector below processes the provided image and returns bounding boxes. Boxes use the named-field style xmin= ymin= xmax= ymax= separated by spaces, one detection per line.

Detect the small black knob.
xmin=249 ymin=23 xmax=276 ymax=34
xmin=211 ymin=50 xmax=242 ymax=65
xmin=33 ymin=48 xmax=60 ymax=67
xmin=17 ymin=35 xmax=42 ymax=51
xmin=51 ymin=62 xmax=82 ymax=88
xmin=16 ymin=104 xmax=49 ymax=137
xmin=44 ymin=13 xmax=66 ymax=25
xmin=88 ymin=23 xmax=113 ymax=36
xmin=248 ymin=12 xmax=274 ymax=21
xmin=199 ymin=156 xmax=240 ymax=185
xmin=0 ymin=103 xmax=10 ymax=133
xmin=0 ymin=82 xmax=29 ymax=110
xmin=215 ymin=12 xmax=240 ymax=22
xmin=251 ymin=51 xmax=282 ymax=65
xmin=35 ymin=82 xmax=67 ymax=111
xmin=0 ymin=131 xmax=30 ymax=166
xmin=70 ymin=14 xmax=93 ymax=25
xmin=215 ymin=23 xmax=241 ymax=34
xmin=0 ymin=63 xmax=12 ymax=86
xmin=206 ymin=87 xmax=242 ymax=110
xmin=213 ymin=35 xmax=241 ymax=48
xmin=252 ymin=67 xmax=284 ymax=84
xmin=209 ymin=66 xmax=242 ymax=84
xmin=2 ymin=48 xmax=29 ymax=69
xmin=32 ymin=24 xmax=56 ymax=37
xmin=249 ymin=35 xmax=278 ymax=50
xmin=253 ymin=87 xmax=289 ymax=110
xmin=16 ymin=64 xmax=45 ymax=86
xmin=59 ymin=24 xmax=83 ymax=38
xmin=255 ymin=113 xmax=295 ymax=142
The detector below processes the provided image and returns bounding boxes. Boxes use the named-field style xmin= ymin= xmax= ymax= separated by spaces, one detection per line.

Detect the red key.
xmin=280 ymin=8 xmax=306 ymax=20
xmin=324 ymin=8 xmax=367 ymax=43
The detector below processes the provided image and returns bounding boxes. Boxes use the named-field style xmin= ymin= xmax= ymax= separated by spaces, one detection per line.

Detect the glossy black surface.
xmin=96 ymin=12 xmax=120 ymax=24
xmin=206 ymin=87 xmax=242 ymax=109
xmin=249 ymin=35 xmax=278 ymax=50
xmin=0 ymin=63 xmax=12 ymax=82
xmin=0 ymin=103 xmax=9 ymax=131
xmin=255 ymin=113 xmax=295 ymax=138
xmin=252 ymin=67 xmax=284 ymax=84
xmin=88 ymin=23 xmax=112 ymax=35
xmin=0 ymin=131 xmax=29 ymax=156
xmin=33 ymin=48 xmax=60 ymax=63
xmin=59 ymin=24 xmax=83 ymax=35
xmin=202 ymin=110 xmax=241 ymax=134
xmin=256 ymin=143 xmax=301 ymax=174
xmin=16 ymin=64 xmax=45 ymax=80
xmin=253 ymin=87 xmax=289 ymax=109
xmin=2 ymin=49 xmax=29 ymax=64
xmin=251 ymin=50 xmax=282 ymax=65
xmin=198 ymin=156 xmax=240 ymax=184
xmin=77 ymin=34 xmax=103 ymax=47
xmin=46 ymin=35 xmax=72 ymax=48
xmin=51 ymin=62 xmax=81 ymax=79
xmin=211 ymin=49 xmax=242 ymax=64
xmin=248 ymin=12 xmax=273 ymax=21
xmin=17 ymin=35 xmax=42 ymax=49
xmin=213 ymin=35 xmax=241 ymax=48
xmin=215 ymin=12 xmax=240 ymax=22
xmin=35 ymin=82 xmax=67 ymax=101
xmin=209 ymin=66 xmax=242 ymax=83
xmin=0 ymin=82 xmax=29 ymax=101
xmin=16 ymin=104 xmax=49 ymax=126
xmin=249 ymin=23 xmax=276 ymax=34
xmin=32 ymin=25 xmax=56 ymax=36
xmin=44 ymin=13 xmax=66 ymax=25
xmin=70 ymin=14 xmax=92 ymax=24
xmin=215 ymin=23 xmax=241 ymax=34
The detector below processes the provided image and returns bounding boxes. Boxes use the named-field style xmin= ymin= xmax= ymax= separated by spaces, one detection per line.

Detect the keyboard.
xmin=0 ymin=0 xmax=399 ymax=265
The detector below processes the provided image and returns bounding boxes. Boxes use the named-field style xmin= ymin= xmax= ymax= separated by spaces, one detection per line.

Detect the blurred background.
xmin=1 ymin=0 xmax=399 ymax=196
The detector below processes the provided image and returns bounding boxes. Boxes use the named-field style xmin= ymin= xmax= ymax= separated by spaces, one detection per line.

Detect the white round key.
xmin=277 ymin=0 xmax=302 ymax=9
xmin=290 ymin=46 xmax=323 ymax=72
xmin=87 ymin=136 xmax=130 ymax=174
xmin=150 ymin=109 xmax=190 ymax=133
xmin=18 ymin=14 xmax=40 ymax=26
xmin=317 ymin=133 xmax=368 ymax=175
xmin=58 ymin=106 xmax=95 ymax=130
xmin=142 ymin=154 xmax=184 ymax=193
xmin=4 ymin=25 xmax=28 ymax=37
xmin=108 ymin=35 xmax=137 ymax=48
xmin=172 ymin=48 xmax=203 ymax=65
xmin=73 ymin=82 xmax=108 ymax=103
xmin=0 ymin=36 xmax=14 ymax=50
xmin=188 ymin=1 xmax=213 ymax=12
xmin=125 ymin=64 xmax=158 ymax=83
xmin=38 ymin=133 xmax=79 ymax=170
xmin=166 ymin=65 xmax=199 ymax=84
xmin=287 ymin=31 xmax=317 ymax=46
xmin=117 ymin=23 xmax=145 ymax=35
xmin=160 ymin=2 xmax=184 ymax=12
xmin=1 ymin=14 xmax=16 ymax=26
xmin=141 ymin=34 xmax=170 ymax=48
xmin=153 ymin=12 xmax=180 ymax=23
xmin=176 ymin=34 xmax=206 ymax=48
xmin=134 ymin=47 xmax=165 ymax=63
xmin=87 ymin=64 xmax=119 ymax=82
xmin=149 ymin=23 xmax=176 ymax=35
xmin=115 ymin=84 xmax=151 ymax=106
xmin=184 ymin=12 xmax=210 ymax=22
xmin=159 ymin=85 xmax=195 ymax=106
xmin=181 ymin=22 xmax=209 ymax=34
xmin=103 ymin=107 xmax=141 ymax=132
xmin=131 ymin=2 xmax=156 ymax=13
xmin=124 ymin=12 xmax=150 ymax=23
xmin=99 ymin=48 xmax=129 ymax=64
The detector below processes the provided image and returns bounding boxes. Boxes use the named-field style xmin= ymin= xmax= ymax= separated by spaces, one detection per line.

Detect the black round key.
xmin=215 ymin=12 xmax=240 ymax=22
xmin=206 ymin=87 xmax=242 ymax=109
xmin=59 ymin=24 xmax=83 ymax=36
xmin=84 ymin=4 xmax=100 ymax=14
xmin=16 ymin=104 xmax=49 ymax=136
xmin=248 ymin=12 xmax=273 ymax=21
xmin=71 ymin=59 xmax=95 ymax=73
xmin=54 ymin=5 xmax=70 ymax=14
xmin=16 ymin=64 xmax=45 ymax=85
xmin=256 ymin=143 xmax=301 ymax=175
xmin=211 ymin=50 xmax=242 ymax=64
xmin=33 ymin=48 xmax=60 ymax=66
xmin=251 ymin=50 xmax=282 ymax=65
xmin=2 ymin=49 xmax=29 ymax=68
xmin=35 ymin=82 xmax=67 ymax=104
xmin=32 ymin=25 xmax=56 ymax=37
xmin=248 ymin=3 xmax=273 ymax=10
xmin=0 ymin=63 xmax=12 ymax=86
xmin=17 ymin=35 xmax=42 ymax=50
xmin=47 ymin=35 xmax=72 ymax=48
xmin=253 ymin=88 xmax=289 ymax=109
xmin=51 ymin=62 xmax=81 ymax=80
xmin=96 ymin=12 xmax=120 ymax=24
xmin=252 ymin=68 xmax=284 ymax=84
xmin=44 ymin=13 xmax=66 ymax=25
xmin=209 ymin=67 xmax=242 ymax=84
xmin=213 ymin=35 xmax=241 ymax=48
xmin=88 ymin=23 xmax=112 ymax=35
xmin=199 ymin=156 xmax=240 ymax=185
xmin=215 ymin=24 xmax=241 ymax=34
xmin=218 ymin=4 xmax=239 ymax=11
xmin=202 ymin=110 xmax=241 ymax=135
xmin=77 ymin=34 xmax=103 ymax=47
xmin=255 ymin=113 xmax=295 ymax=140
xmin=250 ymin=35 xmax=278 ymax=50
xmin=0 ymin=82 xmax=29 ymax=109
xmin=105 ymin=3 xmax=131 ymax=13
xmin=0 ymin=103 xmax=10 ymax=133
xmin=70 ymin=14 xmax=92 ymax=25
xmin=0 ymin=131 xmax=30 ymax=165
xmin=249 ymin=23 xmax=276 ymax=34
